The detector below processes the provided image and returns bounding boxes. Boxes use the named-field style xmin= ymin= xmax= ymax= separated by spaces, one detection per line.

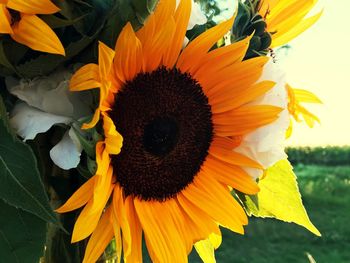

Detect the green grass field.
xmin=186 ymin=165 xmax=350 ymax=263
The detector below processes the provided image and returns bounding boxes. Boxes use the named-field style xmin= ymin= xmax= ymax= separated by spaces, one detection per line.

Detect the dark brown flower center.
xmin=109 ymin=67 xmax=213 ymax=201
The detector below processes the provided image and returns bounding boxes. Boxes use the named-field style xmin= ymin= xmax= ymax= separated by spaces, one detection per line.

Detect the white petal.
xmin=235 ymin=60 xmax=289 ymax=179
xmin=6 ymin=68 xmax=93 ymax=119
xmin=50 ymin=129 xmax=82 ymax=170
xmin=9 ymin=103 xmax=71 ymax=141
xmin=176 ymin=0 xmax=207 ymax=30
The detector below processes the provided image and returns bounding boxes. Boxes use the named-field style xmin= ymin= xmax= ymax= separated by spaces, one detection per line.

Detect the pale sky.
xmin=219 ymin=0 xmax=350 ymax=146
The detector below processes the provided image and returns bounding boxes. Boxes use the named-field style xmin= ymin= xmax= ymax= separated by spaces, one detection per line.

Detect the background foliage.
xmin=287 ymin=146 xmax=350 ymax=166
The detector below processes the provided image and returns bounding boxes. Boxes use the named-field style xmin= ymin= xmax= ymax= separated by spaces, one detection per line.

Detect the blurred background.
xmin=189 ymin=0 xmax=350 ymax=262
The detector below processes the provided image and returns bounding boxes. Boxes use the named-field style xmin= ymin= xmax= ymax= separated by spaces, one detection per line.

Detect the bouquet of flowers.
xmin=0 ymin=0 xmax=322 ymax=262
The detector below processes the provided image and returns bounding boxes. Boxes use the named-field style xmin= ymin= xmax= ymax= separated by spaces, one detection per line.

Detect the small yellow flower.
xmin=0 ymin=0 xmax=65 ymax=55
xmin=259 ymin=0 xmax=322 ymax=47
xmin=286 ymin=84 xmax=322 ymax=138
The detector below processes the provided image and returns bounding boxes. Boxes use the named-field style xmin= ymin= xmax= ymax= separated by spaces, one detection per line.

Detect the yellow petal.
xmin=110 ymin=199 xmax=123 ymax=263
xmin=177 ymin=15 xmax=235 ymax=74
xmin=70 ymin=64 xmax=101 ymax=91
xmin=98 ymin=41 xmax=115 ymax=80
xmin=123 ymin=196 xmax=143 ymax=263
xmin=55 ymin=176 xmax=95 ymax=213
xmin=212 ymin=105 xmax=283 ymax=136
xmin=114 ymin=22 xmax=143 ymax=82
xmin=272 ymin=11 xmax=323 ymax=48
xmin=82 ymin=109 xmax=101 ymax=130
xmin=197 ymin=56 xmax=269 ymax=94
xmin=209 ymin=81 xmax=276 ymax=113
xmin=11 ymin=14 xmax=65 ymax=55
xmin=293 ymin=88 xmax=322 ymax=104
xmin=203 ymin=156 xmax=260 ymax=195
xmin=194 ymin=35 xmax=252 ymax=79
xmin=134 ymin=199 xmax=188 ymax=263
xmin=209 ymin=137 xmax=263 ymax=169
xmin=181 ymin=173 xmax=247 ymax=234
xmin=194 ymin=239 xmax=216 ymax=263
xmin=72 ymin=182 xmax=113 ymax=242
xmin=7 ymin=0 xmax=59 ymax=14
xmin=0 ymin=4 xmax=12 ymax=34
xmin=103 ymin=114 xmax=123 ymax=155
xmin=195 ymin=232 xmax=223 ymax=263
xmin=163 ymin=0 xmax=191 ymax=68
xmin=136 ymin=0 xmax=176 ymax=72
xmin=82 ymin=207 xmax=114 ymax=263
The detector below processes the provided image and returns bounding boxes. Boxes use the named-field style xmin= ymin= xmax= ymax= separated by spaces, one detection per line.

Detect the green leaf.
xmin=99 ymin=0 xmax=158 ymax=47
xmin=0 ymin=199 xmax=47 ymax=263
xmin=16 ymin=35 xmax=94 ymax=78
xmin=0 ymin=96 xmax=58 ymax=225
xmin=245 ymin=159 xmax=321 ymax=236
xmin=0 ymin=40 xmax=16 ymax=75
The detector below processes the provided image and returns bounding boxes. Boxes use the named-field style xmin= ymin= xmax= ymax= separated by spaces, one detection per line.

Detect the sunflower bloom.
xmin=286 ymin=84 xmax=322 ymax=138
xmin=0 ymin=0 xmax=65 ymax=55
xmin=57 ymin=0 xmax=285 ymax=262
xmin=259 ymin=0 xmax=322 ymax=47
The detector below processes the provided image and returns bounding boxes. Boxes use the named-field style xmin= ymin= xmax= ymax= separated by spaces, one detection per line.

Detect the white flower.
xmin=6 ymin=68 xmax=92 ymax=170
xmin=176 ymin=0 xmax=207 ymax=30
xmin=235 ymin=59 xmax=290 ymax=179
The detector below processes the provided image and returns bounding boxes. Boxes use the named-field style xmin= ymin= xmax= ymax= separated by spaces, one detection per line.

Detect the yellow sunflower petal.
xmin=293 ymin=88 xmax=322 ymax=104
xmin=70 ymin=64 xmax=101 ymax=91
xmin=103 ymin=114 xmax=123 ymax=155
xmin=209 ymin=137 xmax=263 ymax=169
xmin=0 ymin=4 xmax=13 ymax=34
xmin=177 ymin=15 xmax=234 ymax=74
xmin=123 ymin=196 xmax=143 ymax=263
xmin=82 ymin=109 xmax=101 ymax=130
xmin=6 ymin=0 xmax=59 ymax=14
xmin=271 ymin=11 xmax=322 ymax=48
xmin=72 ymin=182 xmax=113 ymax=242
xmin=181 ymin=173 xmax=247 ymax=234
xmin=11 ymin=14 xmax=65 ymax=55
xmin=145 ymin=18 xmax=176 ymax=72
xmin=209 ymin=81 xmax=276 ymax=113
xmin=198 ymin=56 xmax=269 ymax=94
xmin=194 ymin=35 xmax=252 ymax=79
xmin=82 ymin=207 xmax=114 ymax=263
xmin=98 ymin=41 xmax=115 ymax=80
xmin=90 ymin=149 xmax=113 ymax=214
xmin=110 ymin=201 xmax=123 ymax=263
xmin=163 ymin=0 xmax=191 ymax=68
xmin=136 ymin=0 xmax=176 ymax=72
xmin=213 ymin=105 xmax=283 ymax=136
xmin=114 ymin=22 xmax=143 ymax=82
xmin=204 ymin=156 xmax=260 ymax=195
xmin=134 ymin=199 xmax=188 ymax=263
xmin=177 ymin=194 xmax=221 ymax=241
xmin=55 ymin=176 xmax=95 ymax=213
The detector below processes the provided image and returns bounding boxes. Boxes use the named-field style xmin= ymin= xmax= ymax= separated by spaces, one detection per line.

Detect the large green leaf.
xmin=244 ymin=159 xmax=321 ymax=236
xmin=0 ymin=199 xmax=47 ymax=263
xmin=0 ymin=96 xmax=58 ymax=225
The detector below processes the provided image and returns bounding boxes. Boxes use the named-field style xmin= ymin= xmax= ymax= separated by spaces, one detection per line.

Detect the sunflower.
xmin=286 ymin=84 xmax=322 ymax=138
xmin=259 ymin=0 xmax=322 ymax=47
xmin=0 ymin=0 xmax=65 ymax=55
xmin=57 ymin=0 xmax=285 ymax=262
